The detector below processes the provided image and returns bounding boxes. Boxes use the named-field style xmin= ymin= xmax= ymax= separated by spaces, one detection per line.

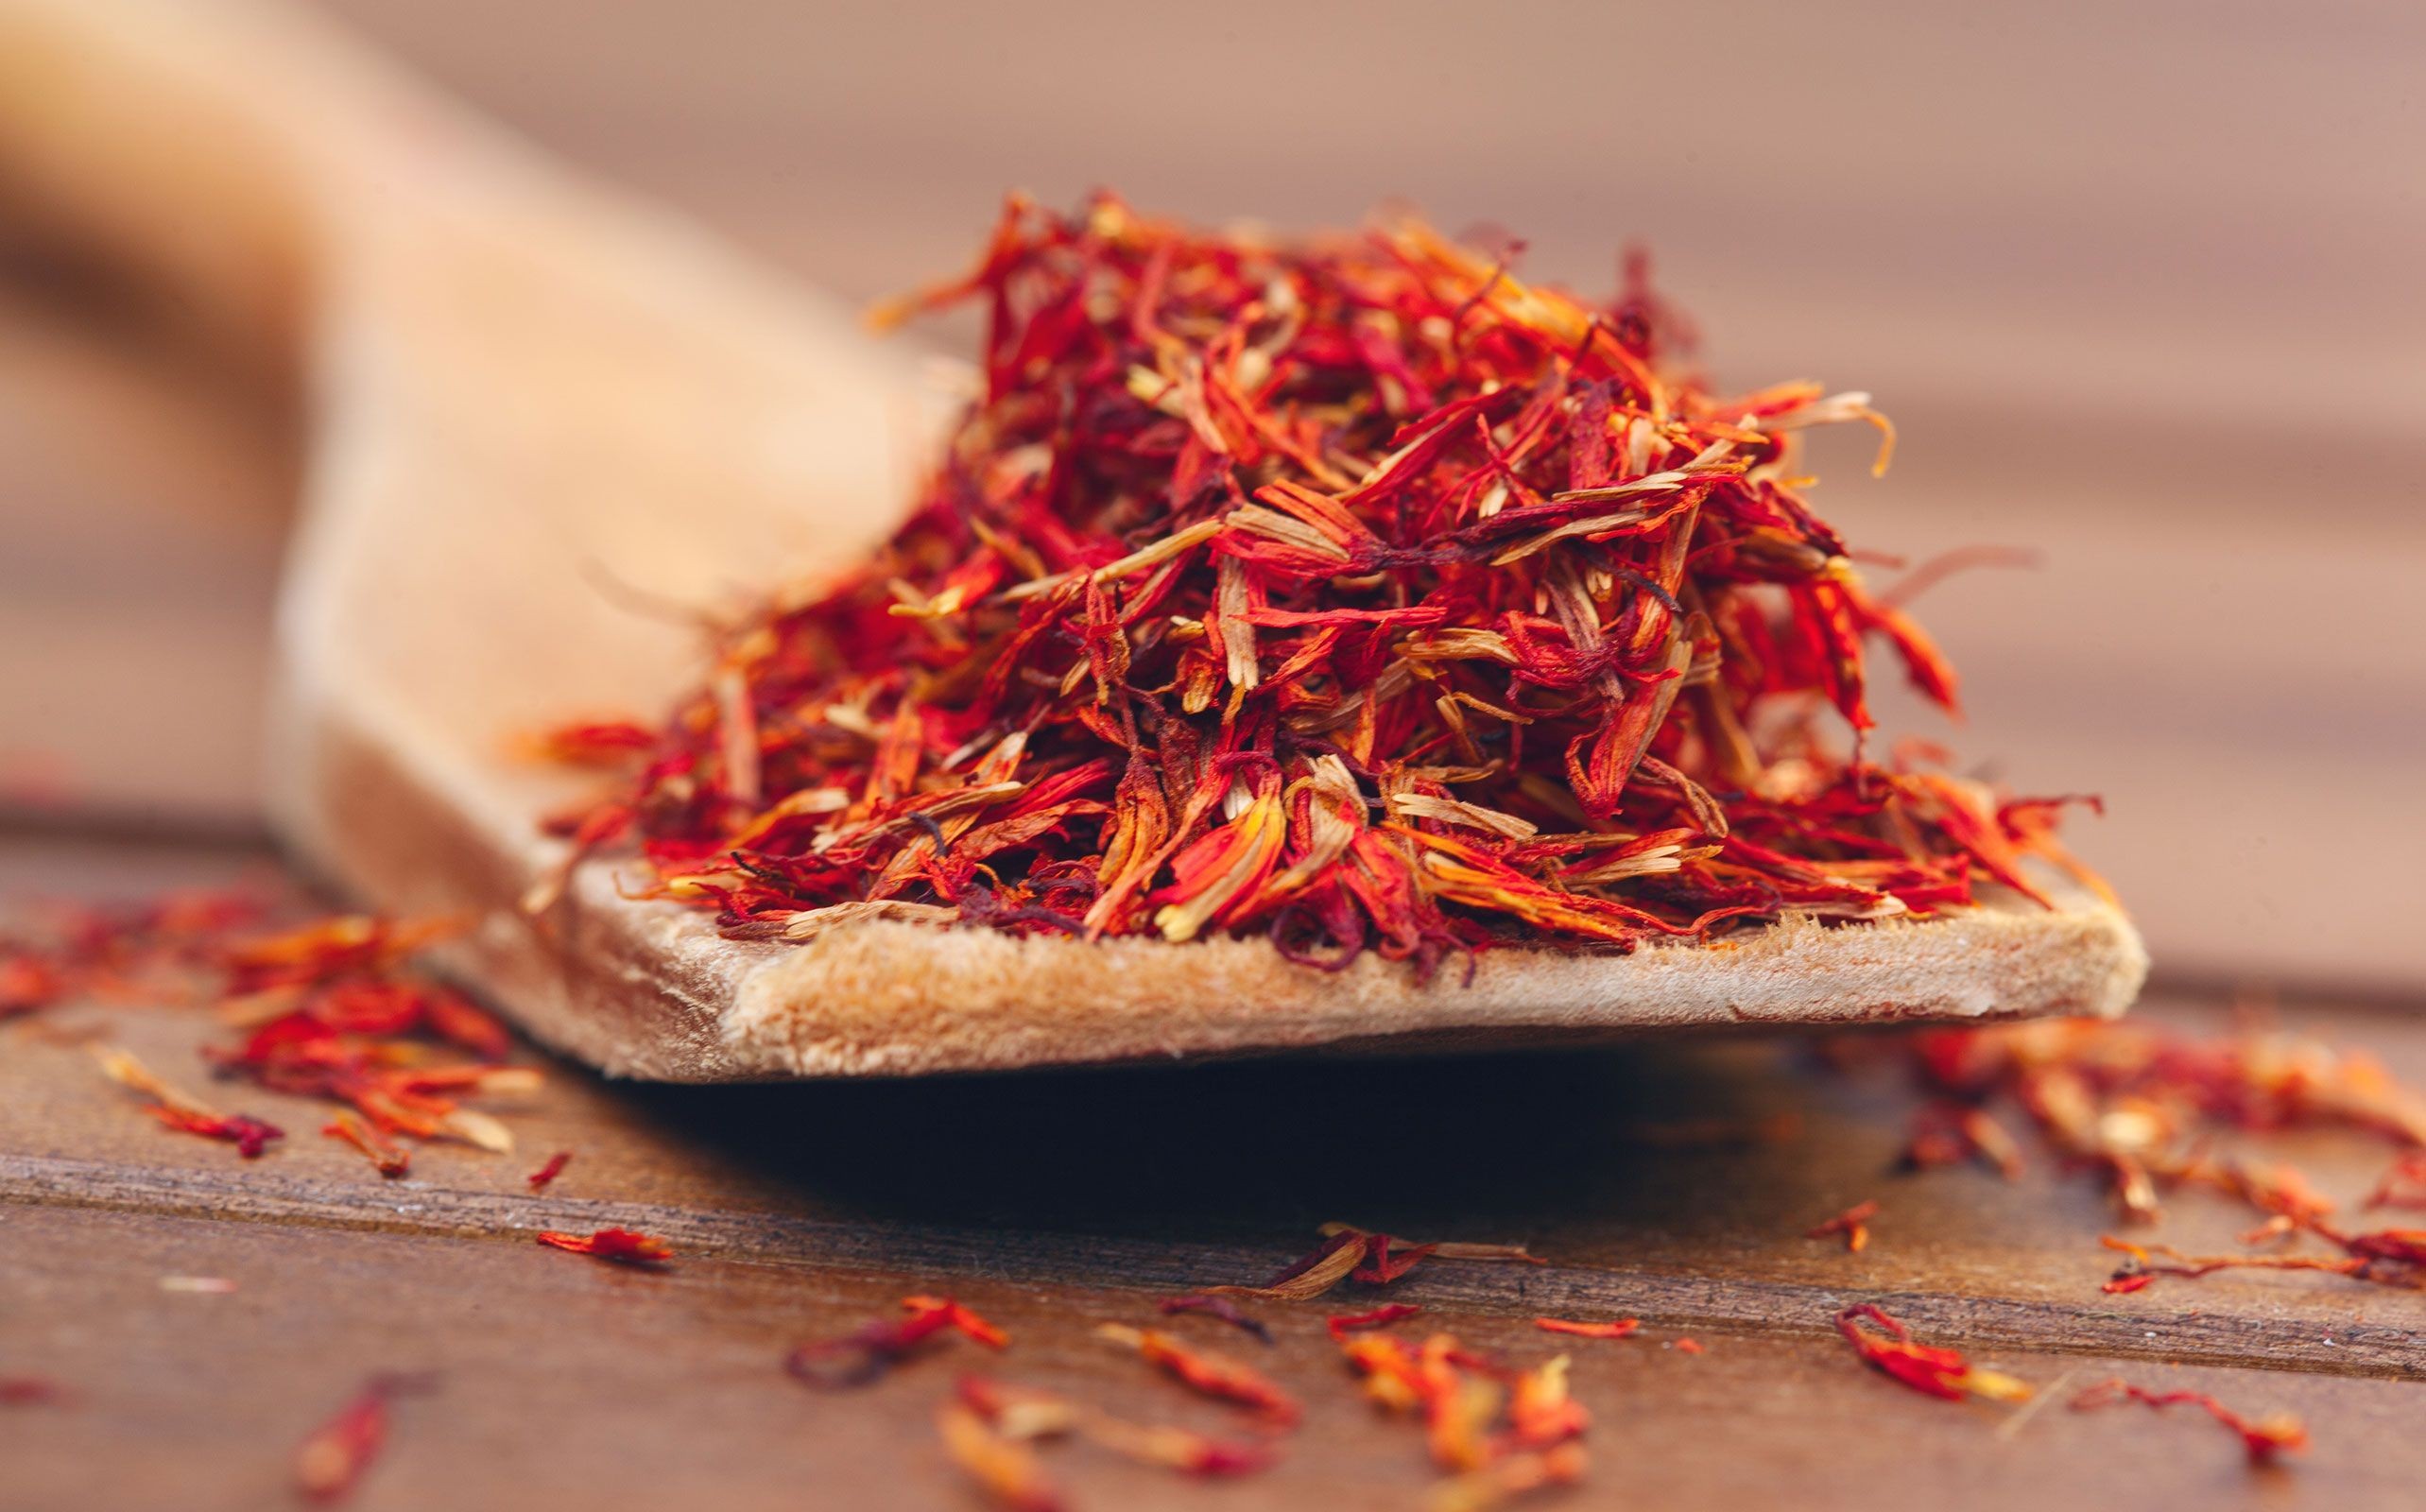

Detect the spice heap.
xmin=541 ymin=194 xmax=2103 ymax=971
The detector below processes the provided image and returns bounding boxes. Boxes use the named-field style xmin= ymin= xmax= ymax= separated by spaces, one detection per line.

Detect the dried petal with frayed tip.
xmin=1833 ymin=1304 xmax=2030 ymax=1403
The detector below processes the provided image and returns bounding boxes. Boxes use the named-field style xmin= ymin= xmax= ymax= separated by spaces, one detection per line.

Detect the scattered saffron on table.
xmin=293 ymin=1374 xmax=429 ymax=1505
xmin=1881 ymin=1019 xmax=2426 ymax=1225
xmin=0 ymin=1377 xmax=60 ymax=1406
xmin=1805 ymin=1198 xmax=1879 ymax=1252
xmin=8 ymin=894 xmax=542 ymax=1172
xmin=1157 ymin=1293 xmax=1272 ymax=1344
xmin=786 ymin=1296 xmax=1007 ymax=1389
xmin=1832 ymin=1304 xmax=2029 ymax=1403
xmin=2100 ymin=1230 xmax=2423 ymax=1294
xmin=533 ymin=1228 xmax=673 ymax=1267
xmin=535 ymin=194 xmax=2103 ymax=972
xmin=208 ymin=915 xmax=534 ymax=1156
xmin=1338 ymin=1329 xmax=1591 ymax=1506
xmin=324 ymin=1111 xmax=412 ymax=1178
xmin=526 ymin=1151 xmax=574 ymax=1191
xmin=1096 ymin=1324 xmax=1300 ymax=1429
xmin=1671 ymin=1337 xmax=1705 ymax=1355
xmin=2070 ymin=1378 xmax=2308 ymax=1464
xmin=1534 ymin=1317 xmax=1639 ymax=1340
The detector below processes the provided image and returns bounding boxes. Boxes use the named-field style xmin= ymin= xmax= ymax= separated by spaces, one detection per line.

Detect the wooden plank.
xmin=3 ymin=1201 xmax=2418 ymax=1512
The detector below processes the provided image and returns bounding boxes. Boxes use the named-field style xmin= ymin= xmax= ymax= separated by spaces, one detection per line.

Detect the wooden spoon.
xmin=0 ymin=0 xmax=2145 ymax=1078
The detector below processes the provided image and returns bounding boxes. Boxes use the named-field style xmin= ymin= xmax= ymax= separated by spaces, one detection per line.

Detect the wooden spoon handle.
xmin=0 ymin=0 xmax=467 ymax=359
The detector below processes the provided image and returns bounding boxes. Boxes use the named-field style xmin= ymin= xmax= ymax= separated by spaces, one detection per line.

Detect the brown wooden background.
xmin=3 ymin=3 xmax=2424 ymax=1508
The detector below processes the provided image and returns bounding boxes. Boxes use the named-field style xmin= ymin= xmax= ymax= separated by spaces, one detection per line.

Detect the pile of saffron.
xmin=541 ymin=194 xmax=2103 ymax=971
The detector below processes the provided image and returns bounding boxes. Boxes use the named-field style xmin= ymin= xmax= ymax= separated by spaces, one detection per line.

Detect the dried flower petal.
xmin=1832 ymin=1304 xmax=2029 ymax=1403
xmin=1804 ymin=1198 xmax=1879 ymax=1252
xmin=294 ymin=1374 xmax=429 ymax=1505
xmin=96 ymin=1046 xmax=284 ymax=1159
xmin=323 ymin=1112 xmax=411 ymax=1178
xmin=786 ymin=1296 xmax=1007 ymax=1388
xmin=937 ymin=1401 xmax=1065 ymax=1512
xmin=1096 ymin=1323 xmax=1300 ymax=1428
xmin=1504 ymin=1355 xmax=1587 ymax=1449
xmin=2071 ymin=1377 xmax=2308 ymax=1464
xmin=533 ymin=1228 xmax=673 ymax=1267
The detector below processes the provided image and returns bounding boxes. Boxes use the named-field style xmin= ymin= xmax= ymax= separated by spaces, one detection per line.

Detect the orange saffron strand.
xmin=1097 ymin=1324 xmax=1300 ymax=1428
xmin=1533 ymin=1317 xmax=1640 ymax=1340
xmin=532 ymin=1228 xmax=673 ymax=1266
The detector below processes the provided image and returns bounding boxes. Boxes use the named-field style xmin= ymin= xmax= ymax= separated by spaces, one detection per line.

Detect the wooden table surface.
xmin=5 ymin=3 xmax=2424 ymax=1506
xmin=9 ymin=831 xmax=2426 ymax=1509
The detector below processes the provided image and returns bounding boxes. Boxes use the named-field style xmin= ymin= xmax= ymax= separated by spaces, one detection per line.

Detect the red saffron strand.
xmin=2070 ymin=1377 xmax=2309 ymax=1464
xmin=526 ymin=1151 xmax=573 ymax=1190
xmin=293 ymin=1374 xmax=429 ymax=1505
xmin=1804 ymin=1198 xmax=1880 ymax=1252
xmin=95 ymin=1046 xmax=284 ymax=1160
xmin=1832 ymin=1304 xmax=2027 ymax=1402
xmin=786 ymin=1296 xmax=1007 ymax=1389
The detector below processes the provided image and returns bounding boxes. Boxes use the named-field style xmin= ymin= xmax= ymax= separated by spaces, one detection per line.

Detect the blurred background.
xmin=2 ymin=0 xmax=2420 ymax=990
